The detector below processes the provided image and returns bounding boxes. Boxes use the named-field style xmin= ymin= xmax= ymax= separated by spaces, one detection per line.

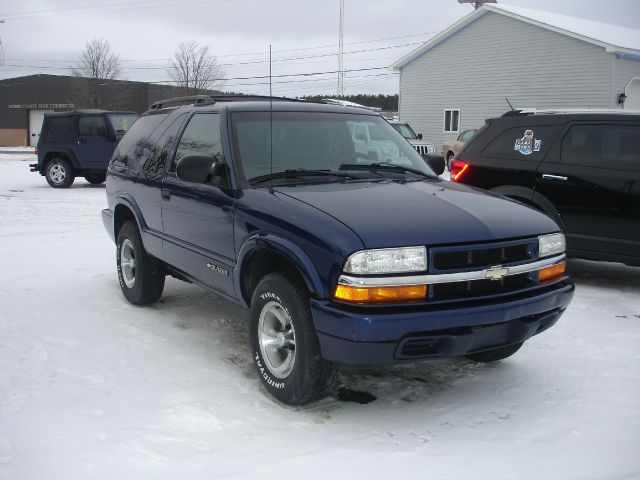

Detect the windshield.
xmin=231 ymin=112 xmax=435 ymax=184
xmin=391 ymin=123 xmax=417 ymax=140
xmin=107 ymin=113 xmax=139 ymax=134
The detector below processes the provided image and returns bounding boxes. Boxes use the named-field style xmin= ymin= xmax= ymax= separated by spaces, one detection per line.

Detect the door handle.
xmin=542 ymin=174 xmax=568 ymax=181
xmin=161 ymin=188 xmax=172 ymax=200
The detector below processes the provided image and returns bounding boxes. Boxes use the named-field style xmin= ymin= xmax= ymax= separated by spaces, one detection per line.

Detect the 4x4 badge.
xmin=514 ymin=129 xmax=541 ymax=155
xmin=485 ymin=265 xmax=509 ymax=281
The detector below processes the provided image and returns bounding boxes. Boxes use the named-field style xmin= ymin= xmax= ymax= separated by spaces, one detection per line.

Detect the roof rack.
xmin=149 ymin=94 xmax=307 ymax=110
xmin=502 ymin=108 xmax=640 ymax=116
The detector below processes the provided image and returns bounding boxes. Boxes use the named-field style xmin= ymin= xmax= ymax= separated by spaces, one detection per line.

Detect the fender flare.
xmin=235 ymin=233 xmax=325 ymax=307
xmin=112 ymin=193 xmax=148 ymax=238
xmin=40 ymin=148 xmax=80 ymax=171
xmin=490 ymin=185 xmax=564 ymax=230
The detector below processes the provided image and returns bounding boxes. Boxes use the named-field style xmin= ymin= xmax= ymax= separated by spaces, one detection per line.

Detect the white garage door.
xmin=28 ymin=110 xmax=55 ymax=147
xmin=625 ymin=78 xmax=640 ymax=110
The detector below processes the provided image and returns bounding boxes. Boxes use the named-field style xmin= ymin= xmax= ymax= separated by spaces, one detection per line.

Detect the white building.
xmin=391 ymin=4 xmax=640 ymax=148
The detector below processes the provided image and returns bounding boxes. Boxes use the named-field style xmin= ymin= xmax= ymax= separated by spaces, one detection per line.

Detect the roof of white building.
xmin=391 ymin=4 xmax=640 ymax=70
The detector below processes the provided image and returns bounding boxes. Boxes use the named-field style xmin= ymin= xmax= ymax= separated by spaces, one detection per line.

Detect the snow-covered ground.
xmin=0 ymin=152 xmax=639 ymax=480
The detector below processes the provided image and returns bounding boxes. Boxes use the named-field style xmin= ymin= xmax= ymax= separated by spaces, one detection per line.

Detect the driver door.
xmin=161 ymin=113 xmax=236 ymax=295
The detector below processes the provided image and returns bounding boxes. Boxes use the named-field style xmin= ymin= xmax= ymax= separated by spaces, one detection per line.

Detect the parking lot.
xmin=0 ymin=151 xmax=639 ymax=480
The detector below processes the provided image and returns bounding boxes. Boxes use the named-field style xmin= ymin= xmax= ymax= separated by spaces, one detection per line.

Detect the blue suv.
xmin=30 ymin=109 xmax=138 ymax=188
xmin=102 ymin=96 xmax=574 ymax=405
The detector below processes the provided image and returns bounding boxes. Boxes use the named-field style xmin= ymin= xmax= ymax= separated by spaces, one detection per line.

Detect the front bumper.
xmin=311 ymin=280 xmax=574 ymax=364
xmin=102 ymin=208 xmax=115 ymax=242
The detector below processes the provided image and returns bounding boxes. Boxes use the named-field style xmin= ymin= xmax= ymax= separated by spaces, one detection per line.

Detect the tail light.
xmin=450 ymin=160 xmax=469 ymax=182
xmin=34 ymin=147 xmax=39 ymax=155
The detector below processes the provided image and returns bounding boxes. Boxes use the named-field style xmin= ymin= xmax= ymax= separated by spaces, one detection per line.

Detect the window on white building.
xmin=444 ymin=109 xmax=460 ymax=133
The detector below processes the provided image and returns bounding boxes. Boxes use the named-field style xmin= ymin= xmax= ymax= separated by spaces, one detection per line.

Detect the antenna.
xmin=337 ymin=0 xmax=344 ymax=98
xmin=269 ymin=45 xmax=273 ymax=179
xmin=505 ymin=97 xmax=515 ymax=111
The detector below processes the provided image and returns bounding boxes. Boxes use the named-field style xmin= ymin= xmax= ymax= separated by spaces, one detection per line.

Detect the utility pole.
xmin=458 ymin=0 xmax=496 ymax=9
xmin=337 ymin=0 xmax=344 ymax=98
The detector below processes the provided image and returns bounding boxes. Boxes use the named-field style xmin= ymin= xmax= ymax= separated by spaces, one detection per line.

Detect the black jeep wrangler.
xmin=30 ymin=109 xmax=138 ymax=188
xmin=451 ymin=110 xmax=640 ymax=267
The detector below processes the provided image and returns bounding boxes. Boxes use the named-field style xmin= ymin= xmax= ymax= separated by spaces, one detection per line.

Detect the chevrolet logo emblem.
xmin=484 ymin=265 xmax=509 ymax=281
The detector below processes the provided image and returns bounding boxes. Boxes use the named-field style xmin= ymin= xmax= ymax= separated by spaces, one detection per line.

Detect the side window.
xmin=562 ymin=124 xmax=640 ymax=171
xmin=41 ymin=117 xmax=75 ymax=143
xmin=444 ymin=109 xmax=460 ymax=133
xmin=142 ymin=114 xmax=187 ymax=178
xmin=482 ymin=125 xmax=561 ymax=160
xmin=78 ymin=116 xmax=107 ymax=137
xmin=461 ymin=129 xmax=476 ymax=142
xmin=109 ymin=114 xmax=166 ymax=171
xmin=172 ymin=113 xmax=225 ymax=186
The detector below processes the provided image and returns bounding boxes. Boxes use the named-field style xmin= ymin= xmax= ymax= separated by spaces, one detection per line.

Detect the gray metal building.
xmin=0 ymin=74 xmax=196 ymax=146
xmin=391 ymin=4 xmax=640 ymax=148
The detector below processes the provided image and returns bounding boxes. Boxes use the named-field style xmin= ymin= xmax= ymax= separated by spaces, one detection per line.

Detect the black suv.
xmin=451 ymin=110 xmax=640 ymax=267
xmin=30 ymin=109 xmax=138 ymax=188
xmin=102 ymin=96 xmax=573 ymax=405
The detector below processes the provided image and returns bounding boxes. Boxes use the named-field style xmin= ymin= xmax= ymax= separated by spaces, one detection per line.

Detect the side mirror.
xmin=176 ymin=155 xmax=220 ymax=183
xmin=422 ymin=153 xmax=445 ymax=176
xmin=417 ymin=133 xmax=423 ymax=140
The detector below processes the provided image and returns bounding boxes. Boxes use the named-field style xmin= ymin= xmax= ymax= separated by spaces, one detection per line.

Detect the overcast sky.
xmin=1 ymin=0 xmax=639 ymax=96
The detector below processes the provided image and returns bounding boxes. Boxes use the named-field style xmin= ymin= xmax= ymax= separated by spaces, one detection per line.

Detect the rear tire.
xmin=116 ymin=220 xmax=165 ymax=305
xmin=465 ymin=342 xmax=523 ymax=363
xmin=249 ymin=273 xmax=336 ymax=405
xmin=85 ymin=174 xmax=106 ymax=185
xmin=45 ymin=158 xmax=74 ymax=188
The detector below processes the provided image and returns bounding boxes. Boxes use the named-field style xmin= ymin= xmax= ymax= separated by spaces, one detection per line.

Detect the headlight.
xmin=344 ymin=246 xmax=427 ymax=274
xmin=427 ymin=145 xmax=435 ymax=153
xmin=538 ymin=233 xmax=566 ymax=258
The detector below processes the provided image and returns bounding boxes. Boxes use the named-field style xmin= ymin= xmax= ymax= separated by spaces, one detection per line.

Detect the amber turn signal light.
xmin=334 ymin=284 xmax=428 ymax=304
xmin=537 ymin=262 xmax=566 ymax=283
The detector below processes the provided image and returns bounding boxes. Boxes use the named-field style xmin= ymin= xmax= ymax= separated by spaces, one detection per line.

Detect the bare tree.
xmin=72 ymin=39 xmax=122 ymax=108
xmin=167 ymin=41 xmax=225 ymax=94
xmin=74 ymin=38 xmax=121 ymax=79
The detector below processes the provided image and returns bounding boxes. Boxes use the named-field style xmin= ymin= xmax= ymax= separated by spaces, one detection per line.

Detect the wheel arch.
xmin=112 ymin=196 xmax=147 ymax=242
xmin=236 ymin=235 xmax=325 ymax=308
xmin=490 ymin=185 xmax=564 ymax=230
xmin=41 ymin=148 xmax=80 ymax=171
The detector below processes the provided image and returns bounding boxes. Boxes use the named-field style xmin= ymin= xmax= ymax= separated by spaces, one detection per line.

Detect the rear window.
xmin=561 ymin=124 xmax=640 ymax=171
xmin=482 ymin=125 xmax=562 ymax=160
xmin=109 ymin=114 xmax=167 ymax=171
xmin=40 ymin=116 xmax=75 ymax=144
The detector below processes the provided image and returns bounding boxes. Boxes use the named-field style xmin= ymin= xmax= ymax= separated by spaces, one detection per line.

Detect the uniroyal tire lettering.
xmin=254 ymin=351 xmax=285 ymax=389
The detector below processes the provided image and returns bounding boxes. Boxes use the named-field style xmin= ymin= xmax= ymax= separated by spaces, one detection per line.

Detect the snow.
xmin=490 ymin=4 xmax=640 ymax=52
xmin=0 ymin=152 xmax=639 ymax=480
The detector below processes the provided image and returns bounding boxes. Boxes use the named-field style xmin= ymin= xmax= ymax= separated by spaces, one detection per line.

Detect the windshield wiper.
xmin=339 ymin=162 xmax=434 ymax=178
xmin=250 ymin=168 xmax=357 ymax=184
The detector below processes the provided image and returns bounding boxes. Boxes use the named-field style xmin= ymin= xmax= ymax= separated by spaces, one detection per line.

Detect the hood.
xmin=275 ymin=179 xmax=559 ymax=249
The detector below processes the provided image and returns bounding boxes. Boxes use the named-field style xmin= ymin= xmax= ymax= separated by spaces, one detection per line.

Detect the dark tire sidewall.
xmin=116 ymin=221 xmax=164 ymax=305
xmin=85 ymin=174 xmax=106 ymax=185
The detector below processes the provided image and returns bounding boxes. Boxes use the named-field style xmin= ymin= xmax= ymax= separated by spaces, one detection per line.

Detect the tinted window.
xmin=142 ymin=114 xmax=187 ymax=178
xmin=79 ymin=116 xmax=107 ymax=137
xmin=172 ymin=114 xmax=225 ymax=185
xmin=392 ymin=123 xmax=417 ymax=140
xmin=562 ymin=124 xmax=640 ymax=171
xmin=461 ymin=129 xmax=476 ymax=142
xmin=483 ymin=125 xmax=562 ymax=160
xmin=40 ymin=116 xmax=75 ymax=143
xmin=109 ymin=113 xmax=166 ymax=170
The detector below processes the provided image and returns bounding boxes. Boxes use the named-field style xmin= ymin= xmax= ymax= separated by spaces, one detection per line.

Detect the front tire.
xmin=249 ymin=273 xmax=336 ymax=405
xmin=85 ymin=174 xmax=106 ymax=185
xmin=465 ymin=342 xmax=523 ymax=363
xmin=45 ymin=158 xmax=74 ymax=188
xmin=116 ymin=221 xmax=165 ymax=305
